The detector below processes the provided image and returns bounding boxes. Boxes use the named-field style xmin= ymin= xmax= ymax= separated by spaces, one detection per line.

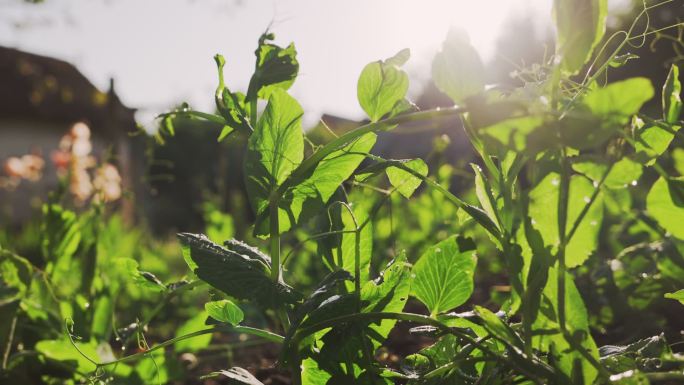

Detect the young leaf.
xmin=632 ymin=116 xmax=681 ymax=164
xmin=664 ymin=289 xmax=684 ymax=305
xmin=663 ymin=64 xmax=682 ymax=124
xmin=386 ymin=158 xmax=428 ymax=198
xmin=432 ymin=28 xmax=485 ymax=104
xmin=553 ymin=0 xmax=607 ymax=73
xmin=205 ymin=300 xmax=244 ymax=325
xmin=412 ymin=237 xmax=477 ymax=316
xmin=178 ymin=233 xmax=301 ymax=309
xmin=256 ymin=132 xmax=377 ymax=236
xmin=357 ymin=49 xmax=410 ymax=122
xmin=472 ymin=164 xmax=500 ymax=231
xmin=646 ymin=177 xmax=684 ymax=240
xmin=244 ymin=88 xmax=304 ymax=220
xmin=246 ymin=32 xmax=299 ymax=101
xmin=528 ymin=173 xmax=603 ymax=267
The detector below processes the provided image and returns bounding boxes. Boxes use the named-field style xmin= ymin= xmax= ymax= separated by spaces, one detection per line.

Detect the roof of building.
xmin=0 ymin=46 xmax=136 ymax=137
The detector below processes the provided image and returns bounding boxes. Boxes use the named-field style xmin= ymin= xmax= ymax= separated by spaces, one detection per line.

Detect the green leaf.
xmin=36 ymin=339 xmax=100 ymax=374
xmin=0 ymin=250 xmax=32 ymax=303
xmin=361 ymin=252 xmax=412 ymax=342
xmin=479 ymin=116 xmax=545 ymax=153
xmin=633 ymin=116 xmax=681 ymax=164
xmin=432 ymin=28 xmax=485 ymax=103
xmin=553 ymin=0 xmax=607 ymax=73
xmin=386 ymin=159 xmax=428 ymax=198
xmin=572 ymin=157 xmax=642 ymax=189
xmin=674 ymin=148 xmax=684 ymax=176
xmin=357 ymin=49 xmax=410 ymax=122
xmin=256 ymin=132 xmax=377 ymax=236
xmin=562 ymin=78 xmax=654 ymax=149
xmin=175 ymin=312 xmax=213 ymax=352
xmin=534 ymin=268 xmax=599 ymax=384
xmin=584 ymin=78 xmax=654 ymax=121
xmin=205 ymin=300 xmax=244 ymax=325
xmin=472 ymin=164 xmax=500 ymax=231
xmin=334 ymin=204 xmax=373 ymax=290
xmin=663 ymin=64 xmax=682 ymax=124
xmin=646 ymin=177 xmax=684 ymax=240
xmin=528 ymin=173 xmax=603 ymax=267
xmin=474 ymin=306 xmax=523 ymax=349
xmin=665 ymin=289 xmax=684 ymax=305
xmin=178 ymin=233 xmax=301 ymax=309
xmin=412 ymin=237 xmax=477 ymax=316
xmin=244 ymin=88 xmax=304 ymax=221
xmin=247 ymin=32 xmax=299 ymax=101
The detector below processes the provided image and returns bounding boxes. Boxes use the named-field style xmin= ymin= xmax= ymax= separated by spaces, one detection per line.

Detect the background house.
xmin=0 ymin=46 xmax=143 ymax=225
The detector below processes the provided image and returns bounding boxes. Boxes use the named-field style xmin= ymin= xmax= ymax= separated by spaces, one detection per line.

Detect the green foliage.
xmin=412 ymin=237 xmax=476 ymax=316
xmin=432 ymin=28 xmax=485 ymax=103
xmin=205 ymin=300 xmax=244 ymax=325
xmin=4 ymin=4 xmax=684 ymax=385
xmin=357 ymin=49 xmax=410 ymax=122
xmin=553 ymin=0 xmax=607 ymax=73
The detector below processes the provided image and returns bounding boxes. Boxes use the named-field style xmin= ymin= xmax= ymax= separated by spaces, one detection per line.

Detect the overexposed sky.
xmin=0 ymin=0 xmax=555 ymax=127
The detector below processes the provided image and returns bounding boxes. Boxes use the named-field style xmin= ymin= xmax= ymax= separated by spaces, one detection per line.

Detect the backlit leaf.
xmin=529 ymin=173 xmax=603 ymax=267
xmin=664 ymin=289 xmax=684 ymax=305
xmin=386 ymin=158 xmax=428 ymax=198
xmin=663 ymin=64 xmax=682 ymax=124
xmin=646 ymin=177 xmax=684 ymax=240
xmin=244 ymin=88 xmax=304 ymax=223
xmin=412 ymin=237 xmax=477 ymax=316
xmin=553 ymin=0 xmax=607 ymax=73
xmin=247 ymin=32 xmax=299 ymax=101
xmin=432 ymin=28 xmax=485 ymax=103
xmin=358 ymin=49 xmax=410 ymax=122
xmin=205 ymin=300 xmax=244 ymax=325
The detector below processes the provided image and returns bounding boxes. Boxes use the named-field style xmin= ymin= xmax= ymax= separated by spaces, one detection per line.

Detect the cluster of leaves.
xmin=4 ymin=1 xmax=684 ymax=384
xmin=0 ymin=201 xmax=212 ymax=384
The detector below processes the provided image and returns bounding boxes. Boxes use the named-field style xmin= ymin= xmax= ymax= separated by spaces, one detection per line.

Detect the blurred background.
xmin=1 ymin=1 xmax=682 ymax=383
xmin=2 ymin=0 xmax=679 ymax=236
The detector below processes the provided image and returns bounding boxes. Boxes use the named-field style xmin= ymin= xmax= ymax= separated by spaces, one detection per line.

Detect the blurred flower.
xmin=21 ymin=154 xmax=45 ymax=181
xmin=2 ymin=154 xmax=44 ymax=182
xmin=4 ymin=157 xmax=26 ymax=178
xmin=93 ymin=163 xmax=122 ymax=203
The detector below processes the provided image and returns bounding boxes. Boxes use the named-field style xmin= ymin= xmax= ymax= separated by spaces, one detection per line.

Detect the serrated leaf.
xmin=663 ymin=64 xmax=682 ymax=124
xmin=412 ymin=237 xmax=477 ymax=316
xmin=553 ymin=0 xmax=607 ymax=73
xmin=244 ymin=88 xmax=304 ymax=223
xmin=205 ymin=300 xmax=244 ymax=325
xmin=646 ymin=177 xmax=684 ymax=240
xmin=357 ymin=49 xmax=410 ymax=122
xmin=178 ymin=233 xmax=301 ymax=309
xmin=386 ymin=159 xmax=428 ymax=198
xmin=432 ymin=28 xmax=485 ymax=103
xmin=529 ymin=173 xmax=603 ymax=267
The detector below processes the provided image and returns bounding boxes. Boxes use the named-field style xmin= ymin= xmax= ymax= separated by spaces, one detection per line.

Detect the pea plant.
xmin=9 ymin=0 xmax=683 ymax=384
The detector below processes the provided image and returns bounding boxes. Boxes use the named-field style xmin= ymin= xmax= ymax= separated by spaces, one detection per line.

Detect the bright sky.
xmin=0 ymin=0 xmax=554 ymax=128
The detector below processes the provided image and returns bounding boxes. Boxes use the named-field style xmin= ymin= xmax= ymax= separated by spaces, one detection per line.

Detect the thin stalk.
xmin=71 ymin=325 xmax=284 ymax=368
xmin=269 ymin=201 xmax=281 ymax=282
